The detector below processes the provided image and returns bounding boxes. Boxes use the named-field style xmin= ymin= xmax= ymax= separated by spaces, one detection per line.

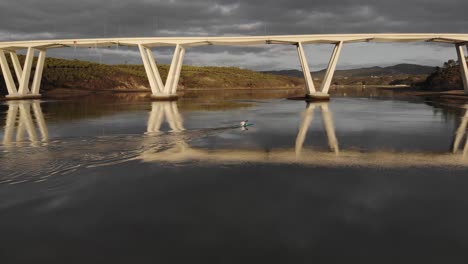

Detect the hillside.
xmin=419 ymin=63 xmax=465 ymax=91
xmin=0 ymin=56 xmax=303 ymax=97
xmin=264 ymin=64 xmax=435 ymax=78
xmin=263 ymin=64 xmax=435 ymax=86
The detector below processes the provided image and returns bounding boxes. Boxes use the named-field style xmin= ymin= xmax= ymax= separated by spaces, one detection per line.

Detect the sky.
xmin=0 ymin=0 xmax=467 ymax=70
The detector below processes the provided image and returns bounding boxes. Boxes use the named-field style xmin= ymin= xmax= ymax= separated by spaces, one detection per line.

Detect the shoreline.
xmin=1 ymin=85 xmax=467 ymax=102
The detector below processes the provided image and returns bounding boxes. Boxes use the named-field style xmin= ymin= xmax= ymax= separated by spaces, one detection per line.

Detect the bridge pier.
xmin=0 ymin=48 xmax=46 ymax=100
xmin=139 ymin=44 xmax=185 ymax=100
xmin=296 ymin=41 xmax=344 ymax=100
xmin=456 ymin=44 xmax=468 ymax=93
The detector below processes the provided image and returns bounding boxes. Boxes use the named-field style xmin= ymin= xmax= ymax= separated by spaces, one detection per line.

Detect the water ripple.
xmin=0 ymin=126 xmax=240 ymax=186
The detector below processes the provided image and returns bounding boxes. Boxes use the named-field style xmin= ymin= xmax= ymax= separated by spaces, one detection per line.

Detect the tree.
xmin=448 ymin=59 xmax=456 ymax=67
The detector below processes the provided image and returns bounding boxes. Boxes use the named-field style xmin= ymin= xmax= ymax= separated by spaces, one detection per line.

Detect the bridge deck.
xmin=1 ymin=33 xmax=468 ymax=50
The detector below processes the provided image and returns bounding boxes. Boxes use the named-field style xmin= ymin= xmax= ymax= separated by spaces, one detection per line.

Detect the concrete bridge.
xmin=1 ymin=34 xmax=468 ymax=100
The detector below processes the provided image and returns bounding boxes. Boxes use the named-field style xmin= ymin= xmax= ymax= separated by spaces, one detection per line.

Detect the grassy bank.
xmin=0 ymin=56 xmax=304 ymax=97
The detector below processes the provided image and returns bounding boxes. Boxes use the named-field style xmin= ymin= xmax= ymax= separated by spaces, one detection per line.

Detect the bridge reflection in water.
xmin=1 ymin=100 xmax=468 ymax=167
xmin=2 ymin=100 xmax=48 ymax=147
xmin=453 ymin=105 xmax=468 ymax=157
xmin=140 ymin=101 xmax=468 ymax=166
xmin=147 ymin=102 xmax=184 ymax=133
xmin=295 ymin=102 xmax=339 ymax=156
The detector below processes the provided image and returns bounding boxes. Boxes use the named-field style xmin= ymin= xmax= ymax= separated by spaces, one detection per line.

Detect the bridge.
xmin=1 ymin=34 xmax=468 ymax=100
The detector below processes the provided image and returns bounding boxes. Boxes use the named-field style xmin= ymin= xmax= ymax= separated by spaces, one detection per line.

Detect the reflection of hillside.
xmin=328 ymin=86 xmax=408 ymax=98
xmin=183 ymin=88 xmax=304 ymax=100
xmin=425 ymin=100 xmax=467 ymax=123
xmin=4 ymin=95 xmax=256 ymax=124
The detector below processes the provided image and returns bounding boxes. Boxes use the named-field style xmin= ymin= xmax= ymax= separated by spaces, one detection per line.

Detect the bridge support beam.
xmin=296 ymin=41 xmax=344 ymax=101
xmin=296 ymin=42 xmax=316 ymax=96
xmin=139 ymin=44 xmax=185 ymax=100
xmin=456 ymin=44 xmax=468 ymax=93
xmin=0 ymin=48 xmax=47 ymax=100
xmin=320 ymin=41 xmax=344 ymax=94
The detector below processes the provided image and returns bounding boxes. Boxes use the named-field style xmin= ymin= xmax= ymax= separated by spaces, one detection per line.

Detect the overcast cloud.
xmin=0 ymin=0 xmax=466 ymax=70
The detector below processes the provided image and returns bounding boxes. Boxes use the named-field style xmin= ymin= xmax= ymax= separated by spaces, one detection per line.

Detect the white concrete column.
xmin=296 ymin=42 xmax=316 ymax=95
xmin=31 ymin=50 xmax=46 ymax=95
xmin=18 ymin=47 xmax=35 ymax=95
xmin=1 ymin=49 xmax=46 ymax=99
xmin=9 ymin=52 xmax=23 ymax=82
xmin=456 ymin=44 xmax=468 ymax=93
xmin=171 ymin=47 xmax=185 ymax=94
xmin=138 ymin=44 xmax=160 ymax=95
xmin=164 ymin=44 xmax=182 ymax=94
xmin=145 ymin=48 xmax=164 ymax=93
xmin=320 ymin=41 xmax=344 ymax=94
xmin=0 ymin=49 xmax=18 ymax=95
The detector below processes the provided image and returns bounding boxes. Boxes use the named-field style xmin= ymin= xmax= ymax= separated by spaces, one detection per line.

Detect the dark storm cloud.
xmin=1 ymin=0 xmax=467 ymax=38
xmin=0 ymin=0 xmax=466 ymax=69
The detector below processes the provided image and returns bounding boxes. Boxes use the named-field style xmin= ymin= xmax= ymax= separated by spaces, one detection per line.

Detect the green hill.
xmin=0 ymin=56 xmax=303 ymax=97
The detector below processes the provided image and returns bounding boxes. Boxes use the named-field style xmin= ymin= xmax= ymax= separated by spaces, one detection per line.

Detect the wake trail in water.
xmin=0 ymin=124 xmax=244 ymax=185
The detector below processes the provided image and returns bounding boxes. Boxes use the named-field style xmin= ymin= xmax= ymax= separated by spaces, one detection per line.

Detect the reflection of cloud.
xmin=0 ymin=30 xmax=56 ymax=41
xmin=210 ymin=3 xmax=240 ymax=15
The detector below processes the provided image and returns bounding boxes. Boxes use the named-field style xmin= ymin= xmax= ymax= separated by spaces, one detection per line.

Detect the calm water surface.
xmin=1 ymin=93 xmax=468 ymax=263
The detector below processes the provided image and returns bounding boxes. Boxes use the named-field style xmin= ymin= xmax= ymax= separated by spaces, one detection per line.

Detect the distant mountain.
xmin=263 ymin=64 xmax=436 ymax=78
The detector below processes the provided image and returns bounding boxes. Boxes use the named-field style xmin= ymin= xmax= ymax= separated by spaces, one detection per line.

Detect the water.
xmin=1 ymin=93 xmax=468 ymax=263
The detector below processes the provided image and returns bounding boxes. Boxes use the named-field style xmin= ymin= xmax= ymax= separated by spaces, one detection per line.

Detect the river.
xmin=1 ymin=90 xmax=468 ymax=263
